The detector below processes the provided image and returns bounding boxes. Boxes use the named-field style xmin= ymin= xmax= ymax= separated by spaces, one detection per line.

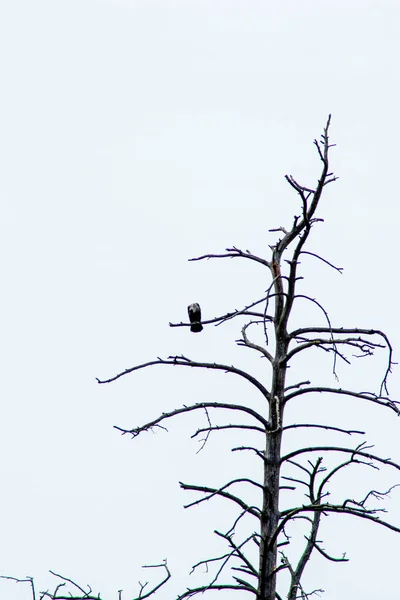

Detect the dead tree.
xmin=96 ymin=117 xmax=399 ymax=599
xmin=4 ymin=118 xmax=399 ymax=600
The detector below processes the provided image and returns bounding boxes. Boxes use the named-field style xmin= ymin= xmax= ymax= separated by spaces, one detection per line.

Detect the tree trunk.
xmin=258 ymin=322 xmax=288 ymax=599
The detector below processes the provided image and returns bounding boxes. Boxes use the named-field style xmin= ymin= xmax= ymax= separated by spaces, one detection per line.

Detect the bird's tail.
xmin=190 ymin=323 xmax=203 ymax=333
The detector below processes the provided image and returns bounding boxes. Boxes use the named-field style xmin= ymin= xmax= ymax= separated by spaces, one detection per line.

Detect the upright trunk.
xmin=258 ymin=325 xmax=288 ymax=599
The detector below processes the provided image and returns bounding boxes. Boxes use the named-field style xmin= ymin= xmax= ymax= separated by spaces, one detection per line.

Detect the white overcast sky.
xmin=1 ymin=1 xmax=399 ymax=599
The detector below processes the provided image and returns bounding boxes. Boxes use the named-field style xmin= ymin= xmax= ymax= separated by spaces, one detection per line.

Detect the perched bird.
xmin=188 ymin=303 xmax=203 ymax=333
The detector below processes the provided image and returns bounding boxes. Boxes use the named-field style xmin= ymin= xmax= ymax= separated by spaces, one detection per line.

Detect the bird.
xmin=187 ymin=303 xmax=203 ymax=333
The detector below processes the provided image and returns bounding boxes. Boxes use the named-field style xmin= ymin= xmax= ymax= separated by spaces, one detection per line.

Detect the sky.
xmin=0 ymin=0 xmax=399 ymax=598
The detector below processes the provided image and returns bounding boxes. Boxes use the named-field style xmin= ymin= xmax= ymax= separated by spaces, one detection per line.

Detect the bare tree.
xmin=4 ymin=117 xmax=399 ymax=599
xmin=95 ymin=116 xmax=400 ymax=599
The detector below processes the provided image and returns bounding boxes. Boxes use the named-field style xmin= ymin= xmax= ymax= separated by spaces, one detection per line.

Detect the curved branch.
xmin=284 ymin=380 xmax=311 ymax=392
xmin=237 ymin=321 xmax=274 ymax=362
xmin=191 ymin=423 xmax=265 ymax=438
xmin=275 ymin=502 xmax=400 ymax=551
xmin=180 ymin=481 xmax=261 ymax=518
xmin=300 ymin=250 xmax=343 ymax=273
xmin=313 ymin=543 xmax=348 ymax=562
xmin=281 ymin=445 xmax=400 ymax=472
xmin=317 ymin=455 xmax=366 ymax=501
xmin=177 ymin=583 xmax=255 ymax=599
xmin=289 ymin=327 xmax=394 ymax=395
xmin=345 ymin=485 xmax=400 ymax=510
xmin=41 ymin=571 xmax=97 ymax=600
xmin=284 ymin=385 xmax=399 ymax=414
xmin=114 ymin=401 xmax=269 ymax=437
xmin=285 ymin=336 xmax=384 ymax=364
xmin=97 ymin=355 xmax=271 ymax=401
xmin=285 ymin=293 xmax=340 ymax=376
xmin=134 ymin=562 xmax=171 ymax=600
xmin=232 ymin=446 xmax=266 ymax=461
xmin=189 ymin=246 xmax=271 ymax=269
xmin=292 ymin=296 xmax=335 ymax=337
xmin=0 ymin=577 xmax=38 ymax=600
xmin=283 ymin=423 xmax=364 ymax=436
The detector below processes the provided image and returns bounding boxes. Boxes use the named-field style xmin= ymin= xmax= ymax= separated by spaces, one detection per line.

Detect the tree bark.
xmin=258 ymin=256 xmax=288 ymax=600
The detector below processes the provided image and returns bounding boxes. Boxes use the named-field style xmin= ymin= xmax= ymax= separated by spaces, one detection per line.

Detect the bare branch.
xmin=313 ymin=543 xmax=348 ymax=563
xmin=214 ymin=293 xmax=275 ymax=327
xmin=114 ymin=401 xmax=269 ymax=438
xmin=211 ymin=531 xmax=258 ymax=584
xmin=189 ymin=246 xmax=271 ymax=269
xmin=97 ymin=355 xmax=271 ymax=402
xmin=191 ymin=423 xmax=265 ymax=439
xmin=180 ymin=481 xmax=261 ymax=518
xmin=285 ymin=459 xmax=313 ymax=477
xmin=135 ymin=561 xmax=171 ymax=600
xmin=281 ymin=445 xmax=400 ymax=472
xmin=237 ymin=321 xmax=274 ymax=362
xmin=317 ymin=454 xmax=371 ymax=502
xmin=225 ymin=509 xmax=257 ymax=537
xmin=287 ymin=507 xmax=322 ymax=600
xmin=170 ymin=292 xmax=276 ymax=331
xmin=285 ymin=335 xmax=385 ymax=364
xmin=284 ymin=380 xmax=311 ymax=392
xmin=176 ymin=583 xmax=256 ymax=599
xmin=231 ymin=446 xmax=266 ymax=461
xmin=289 ymin=327 xmax=394 ymax=395
xmin=0 ymin=576 xmax=37 ymax=600
xmin=283 ymin=423 xmax=365 ymax=436
xmin=195 ymin=407 xmax=212 ymax=453
xmin=284 ymin=385 xmax=400 ymax=414
xmin=47 ymin=571 xmax=92 ymax=598
xmin=169 ymin=306 xmax=274 ymax=330
xmin=300 ymin=250 xmax=343 ymax=274
xmin=343 ymin=485 xmax=400 ymax=511
xmin=276 ymin=502 xmax=400 ymax=547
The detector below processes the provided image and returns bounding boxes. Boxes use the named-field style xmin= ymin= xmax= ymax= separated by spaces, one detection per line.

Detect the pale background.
xmin=0 ymin=1 xmax=399 ymax=599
